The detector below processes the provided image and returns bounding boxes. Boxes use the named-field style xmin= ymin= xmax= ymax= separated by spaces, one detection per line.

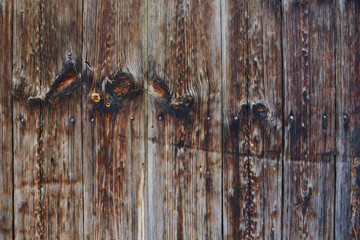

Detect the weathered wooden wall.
xmin=1 ymin=0 xmax=359 ymax=239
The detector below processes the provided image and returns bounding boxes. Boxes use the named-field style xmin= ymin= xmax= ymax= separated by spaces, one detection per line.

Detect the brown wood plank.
xmin=0 ymin=0 xmax=13 ymax=238
xmin=335 ymin=0 xmax=360 ymax=239
xmin=13 ymin=0 xmax=84 ymax=239
xmin=82 ymin=0 xmax=146 ymax=239
xmin=147 ymin=0 xmax=222 ymax=238
xmin=40 ymin=0 xmax=83 ymax=239
xmin=282 ymin=0 xmax=335 ymax=239
xmin=222 ymin=0 xmax=282 ymax=239
xmin=13 ymin=0 xmax=43 ymax=238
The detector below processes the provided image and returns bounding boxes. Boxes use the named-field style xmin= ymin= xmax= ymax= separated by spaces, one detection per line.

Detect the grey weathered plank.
xmin=335 ymin=0 xmax=360 ymax=239
xmin=13 ymin=0 xmax=84 ymax=239
xmin=0 ymin=0 xmax=13 ymax=238
xmin=82 ymin=0 xmax=146 ymax=239
xmin=222 ymin=0 xmax=282 ymax=239
xmin=147 ymin=0 xmax=222 ymax=238
xmin=282 ymin=0 xmax=335 ymax=239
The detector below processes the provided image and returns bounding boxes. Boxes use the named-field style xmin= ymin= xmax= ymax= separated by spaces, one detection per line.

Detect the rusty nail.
xmin=91 ymin=93 xmax=101 ymax=103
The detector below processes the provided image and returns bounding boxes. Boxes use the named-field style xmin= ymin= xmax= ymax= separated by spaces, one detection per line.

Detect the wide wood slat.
xmin=13 ymin=0 xmax=83 ymax=239
xmin=82 ymin=0 xmax=146 ymax=239
xmin=282 ymin=0 xmax=335 ymax=239
xmin=13 ymin=0 xmax=44 ymax=238
xmin=222 ymin=0 xmax=282 ymax=239
xmin=147 ymin=0 xmax=222 ymax=238
xmin=40 ymin=0 xmax=83 ymax=238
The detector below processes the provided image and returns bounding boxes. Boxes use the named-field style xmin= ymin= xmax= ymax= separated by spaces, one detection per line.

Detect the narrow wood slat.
xmin=82 ymin=0 xmax=146 ymax=239
xmin=282 ymin=0 xmax=335 ymax=239
xmin=222 ymin=0 xmax=282 ymax=239
xmin=0 ymin=1 xmax=13 ymax=238
xmin=335 ymin=0 xmax=360 ymax=239
xmin=147 ymin=0 xmax=222 ymax=238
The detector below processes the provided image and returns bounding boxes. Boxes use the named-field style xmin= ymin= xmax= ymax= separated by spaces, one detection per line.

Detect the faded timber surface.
xmin=0 ymin=0 xmax=359 ymax=239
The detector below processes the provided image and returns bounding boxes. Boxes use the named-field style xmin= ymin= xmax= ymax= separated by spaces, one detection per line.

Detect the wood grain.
xmin=222 ymin=0 xmax=282 ymax=239
xmin=282 ymin=0 xmax=335 ymax=239
xmin=335 ymin=0 xmax=360 ymax=239
xmin=13 ymin=0 xmax=83 ymax=239
xmin=0 ymin=0 xmax=13 ymax=238
xmin=13 ymin=0 xmax=44 ymax=238
xmin=147 ymin=0 xmax=222 ymax=238
xmin=82 ymin=0 xmax=146 ymax=239
xmin=40 ymin=0 xmax=83 ymax=238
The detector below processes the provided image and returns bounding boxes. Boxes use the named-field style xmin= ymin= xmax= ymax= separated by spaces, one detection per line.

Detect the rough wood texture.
xmin=147 ymin=0 xmax=222 ymax=238
xmin=13 ymin=0 xmax=83 ymax=239
xmin=222 ymin=0 xmax=282 ymax=239
xmin=335 ymin=1 xmax=360 ymax=239
xmin=282 ymin=0 xmax=335 ymax=239
xmin=82 ymin=0 xmax=145 ymax=239
xmin=0 ymin=0 xmax=13 ymax=238
xmin=40 ymin=0 xmax=83 ymax=238
xmin=13 ymin=0 xmax=43 ymax=238
xmin=3 ymin=0 xmax=360 ymax=239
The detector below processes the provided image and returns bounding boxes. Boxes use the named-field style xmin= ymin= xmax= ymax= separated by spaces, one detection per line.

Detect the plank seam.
xmin=10 ymin=0 xmax=15 ymax=238
xmin=333 ymin=0 xmax=337 ymax=239
xmin=144 ymin=0 xmax=149 ymax=238
xmin=220 ymin=0 xmax=224 ymax=238
xmin=81 ymin=0 xmax=85 ymax=239
xmin=280 ymin=0 xmax=285 ymax=239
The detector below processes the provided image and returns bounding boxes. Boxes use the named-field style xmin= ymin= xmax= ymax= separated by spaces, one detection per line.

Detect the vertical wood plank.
xmin=82 ymin=0 xmax=146 ymax=239
xmin=13 ymin=0 xmax=84 ymax=239
xmin=40 ymin=0 xmax=83 ymax=239
xmin=147 ymin=0 xmax=222 ymax=238
xmin=222 ymin=0 xmax=282 ymax=239
xmin=282 ymin=0 xmax=335 ymax=239
xmin=335 ymin=0 xmax=360 ymax=239
xmin=13 ymin=0 xmax=43 ymax=238
xmin=0 ymin=0 xmax=13 ymax=238
xmin=247 ymin=1 xmax=283 ymax=239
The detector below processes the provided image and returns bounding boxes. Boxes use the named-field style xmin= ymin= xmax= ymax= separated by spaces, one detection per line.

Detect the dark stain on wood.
xmin=89 ymin=70 xmax=141 ymax=114
xmin=149 ymin=76 xmax=194 ymax=119
xmin=44 ymin=55 xmax=82 ymax=103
